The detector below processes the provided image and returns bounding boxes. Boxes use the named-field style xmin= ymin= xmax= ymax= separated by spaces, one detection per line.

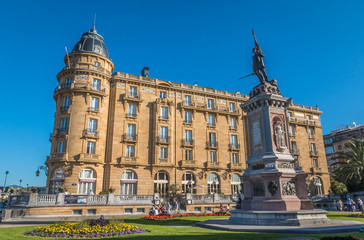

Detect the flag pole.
xmin=65 ymin=46 xmax=71 ymax=69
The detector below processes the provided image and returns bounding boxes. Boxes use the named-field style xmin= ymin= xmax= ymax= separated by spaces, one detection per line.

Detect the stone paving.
xmin=195 ymin=218 xmax=364 ymax=234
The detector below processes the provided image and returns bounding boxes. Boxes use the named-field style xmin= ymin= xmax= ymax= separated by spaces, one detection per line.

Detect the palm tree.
xmin=332 ymin=138 xmax=364 ymax=186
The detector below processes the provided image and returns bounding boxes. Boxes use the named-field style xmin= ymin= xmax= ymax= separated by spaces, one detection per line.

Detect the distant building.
xmin=324 ymin=124 xmax=364 ymax=174
xmin=45 ymin=26 xmax=330 ymax=198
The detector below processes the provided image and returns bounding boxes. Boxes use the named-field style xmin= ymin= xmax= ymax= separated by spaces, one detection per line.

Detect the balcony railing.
xmin=55 ymin=128 xmax=68 ymax=136
xmin=309 ymin=134 xmax=315 ymax=139
xmin=287 ymin=117 xmax=297 ymax=122
xmin=230 ymin=162 xmax=243 ymax=170
xmin=182 ymin=139 xmax=194 ymax=146
xmin=60 ymin=106 xmax=70 ymax=111
xmin=181 ymin=101 xmax=195 ymax=107
xmin=83 ymin=129 xmax=100 ymax=138
xmin=88 ymin=107 xmax=99 ymax=112
xmin=158 ymin=115 xmax=169 ymax=120
xmin=54 ymin=83 xmax=106 ymax=94
xmin=156 ymin=136 xmax=170 ymax=144
xmin=206 ymin=141 xmax=218 ymax=148
xmin=124 ymin=93 xmax=142 ymax=102
xmin=122 ymin=134 xmax=138 ymax=142
xmin=180 ymin=160 xmax=196 ymax=168
xmin=207 ymin=123 xmax=216 ymax=127
xmin=229 ymin=143 xmax=240 ymax=150
xmin=310 ymin=150 xmax=319 ymax=157
xmin=206 ymin=161 xmax=220 ymax=169
xmin=158 ymin=158 xmax=169 ymax=165
xmin=125 ymin=113 xmax=137 ymax=118
xmin=229 ymin=126 xmax=237 ymax=130
xmin=289 ymin=132 xmax=296 ymax=137
xmin=79 ymin=153 xmax=100 ymax=163
xmin=307 ymin=120 xmax=316 ymax=125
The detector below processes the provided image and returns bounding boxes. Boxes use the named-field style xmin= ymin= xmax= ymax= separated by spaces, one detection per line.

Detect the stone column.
xmin=57 ymin=193 xmax=65 ymax=205
xmin=28 ymin=193 xmax=38 ymax=206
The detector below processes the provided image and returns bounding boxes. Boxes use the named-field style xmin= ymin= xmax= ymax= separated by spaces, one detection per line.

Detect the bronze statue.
xmin=252 ymin=30 xmax=269 ymax=84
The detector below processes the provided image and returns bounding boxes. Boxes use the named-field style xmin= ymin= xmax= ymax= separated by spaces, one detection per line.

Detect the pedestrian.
xmin=166 ymin=202 xmax=171 ymax=214
xmin=89 ymin=189 xmax=94 ymax=195
xmin=174 ymin=200 xmax=179 ymax=211
xmin=220 ymin=204 xmax=223 ymax=212
xmin=226 ymin=204 xmax=230 ymax=212
xmin=347 ymin=198 xmax=352 ymax=211
xmin=64 ymin=189 xmax=70 ymax=195
xmin=337 ymin=200 xmax=342 ymax=211
xmin=351 ymin=199 xmax=356 ymax=212
xmin=358 ymin=198 xmax=363 ymax=211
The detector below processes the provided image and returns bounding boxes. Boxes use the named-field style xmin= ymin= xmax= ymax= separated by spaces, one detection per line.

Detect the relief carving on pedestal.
xmin=272 ymin=116 xmax=286 ymax=152
xmin=282 ymin=181 xmax=296 ymax=196
xmin=252 ymin=116 xmax=263 ymax=150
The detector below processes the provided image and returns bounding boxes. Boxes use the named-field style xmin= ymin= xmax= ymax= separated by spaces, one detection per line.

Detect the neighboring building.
xmin=45 ymin=26 xmax=330 ymax=197
xmin=324 ymin=124 xmax=364 ymax=174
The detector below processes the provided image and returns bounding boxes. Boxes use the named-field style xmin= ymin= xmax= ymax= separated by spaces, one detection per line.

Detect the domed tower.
xmin=46 ymin=26 xmax=114 ymax=194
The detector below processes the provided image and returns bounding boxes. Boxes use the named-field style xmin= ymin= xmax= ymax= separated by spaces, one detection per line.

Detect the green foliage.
xmin=109 ymin=218 xmax=124 ymax=226
xmin=332 ymin=139 xmax=364 ymax=190
xmin=330 ymin=178 xmax=348 ymax=195
xmin=170 ymin=184 xmax=180 ymax=193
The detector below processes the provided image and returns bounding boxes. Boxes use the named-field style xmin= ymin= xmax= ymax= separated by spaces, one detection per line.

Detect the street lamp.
xmin=2 ymin=171 xmax=9 ymax=203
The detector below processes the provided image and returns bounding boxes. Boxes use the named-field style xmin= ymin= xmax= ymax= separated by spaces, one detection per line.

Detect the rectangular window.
xmin=160 ymin=126 xmax=168 ymax=138
xmin=313 ymin=159 xmax=318 ymax=168
xmin=185 ymin=149 xmax=193 ymax=160
xmin=92 ymin=79 xmax=101 ymax=90
xmin=229 ymin=103 xmax=235 ymax=112
xmin=160 ymin=91 xmax=167 ymax=98
xmin=308 ymin=127 xmax=314 ymax=138
xmin=58 ymin=141 xmax=65 ymax=153
xmin=306 ymin=115 xmax=311 ymax=120
xmin=87 ymin=142 xmax=96 ymax=154
xmin=126 ymin=145 xmax=135 ymax=157
xmin=288 ymin=112 xmax=293 ymax=118
xmin=324 ymin=138 xmax=333 ymax=145
xmin=87 ymin=209 xmax=96 ymax=215
xmin=88 ymin=119 xmax=98 ymax=132
xmin=185 ymin=95 xmax=191 ymax=105
xmin=127 ymin=124 xmax=136 ymax=137
xmin=94 ymin=62 xmax=100 ymax=66
xmin=124 ymin=208 xmax=133 ymax=214
xmin=137 ymin=208 xmax=145 ymax=213
xmin=209 ymin=132 xmax=216 ymax=145
xmin=129 ymin=87 xmax=137 ymax=97
xmin=208 ymin=114 xmax=215 ymax=126
xmin=209 ymin=151 xmax=217 ymax=162
xmin=289 ymin=125 xmax=294 ymax=136
xmin=73 ymin=210 xmax=82 ymax=215
xmin=128 ymin=104 xmax=136 ymax=117
xmin=291 ymin=141 xmax=297 ymax=151
xmin=231 ymin=135 xmax=237 ymax=145
xmin=65 ymin=78 xmax=73 ymax=88
xmin=60 ymin=118 xmax=68 ymax=130
xmin=232 ymin=153 xmax=239 ymax=163
xmin=207 ymin=99 xmax=214 ymax=109
xmin=62 ymin=96 xmax=70 ymax=109
xmin=160 ymin=107 xmax=168 ymax=119
xmin=160 ymin=147 xmax=168 ymax=159
xmin=185 ymin=130 xmax=192 ymax=141
xmin=194 ymin=207 xmax=202 ymax=212
xmin=325 ymin=146 xmax=334 ymax=154
xmin=90 ymin=97 xmax=99 ymax=111
xmin=230 ymin=117 xmax=236 ymax=129
xmin=311 ymin=143 xmax=316 ymax=152
xmin=185 ymin=111 xmax=192 ymax=123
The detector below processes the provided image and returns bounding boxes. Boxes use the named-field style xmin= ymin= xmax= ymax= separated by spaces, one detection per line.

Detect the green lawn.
xmin=0 ymin=213 xmax=364 ymax=240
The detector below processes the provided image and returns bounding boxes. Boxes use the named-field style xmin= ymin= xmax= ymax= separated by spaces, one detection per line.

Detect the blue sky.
xmin=0 ymin=0 xmax=363 ymax=187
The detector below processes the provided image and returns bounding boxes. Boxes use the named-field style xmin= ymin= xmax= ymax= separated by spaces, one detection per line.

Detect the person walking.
xmin=174 ymin=200 xmax=179 ymax=211
xmin=347 ymin=198 xmax=352 ymax=212
xmin=226 ymin=204 xmax=230 ymax=212
xmin=337 ymin=200 xmax=343 ymax=211
xmin=89 ymin=189 xmax=94 ymax=195
xmin=166 ymin=202 xmax=171 ymax=214
xmin=358 ymin=198 xmax=363 ymax=211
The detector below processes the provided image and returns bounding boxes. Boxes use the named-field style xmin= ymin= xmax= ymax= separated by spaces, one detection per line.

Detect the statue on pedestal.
xmin=252 ymin=30 xmax=269 ymax=84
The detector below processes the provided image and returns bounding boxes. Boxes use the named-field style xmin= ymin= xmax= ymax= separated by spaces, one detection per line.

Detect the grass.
xmin=0 ymin=213 xmax=364 ymax=240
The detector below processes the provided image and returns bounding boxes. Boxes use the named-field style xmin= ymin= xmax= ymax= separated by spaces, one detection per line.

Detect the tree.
xmin=332 ymin=138 xmax=364 ymax=189
xmin=330 ymin=178 xmax=347 ymax=195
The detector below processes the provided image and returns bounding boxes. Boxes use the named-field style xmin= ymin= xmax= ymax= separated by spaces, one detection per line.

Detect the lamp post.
xmin=19 ymin=179 xmax=22 ymax=188
xmin=2 ymin=171 xmax=9 ymax=203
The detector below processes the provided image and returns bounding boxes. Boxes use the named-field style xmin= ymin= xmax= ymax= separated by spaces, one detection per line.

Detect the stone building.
xmin=45 ymin=26 xmax=330 ymax=198
xmin=324 ymin=123 xmax=364 ymax=174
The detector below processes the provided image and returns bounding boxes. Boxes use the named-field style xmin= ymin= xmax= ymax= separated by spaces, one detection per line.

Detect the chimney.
xmin=141 ymin=67 xmax=149 ymax=77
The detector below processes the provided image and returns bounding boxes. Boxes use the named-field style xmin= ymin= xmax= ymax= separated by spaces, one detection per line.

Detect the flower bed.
xmin=350 ymin=213 xmax=364 ymax=218
xmin=25 ymin=221 xmax=146 ymax=238
xmin=144 ymin=212 xmax=231 ymax=220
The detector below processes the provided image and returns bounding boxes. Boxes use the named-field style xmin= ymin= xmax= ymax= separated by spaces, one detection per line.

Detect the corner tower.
xmin=46 ymin=26 xmax=114 ymax=194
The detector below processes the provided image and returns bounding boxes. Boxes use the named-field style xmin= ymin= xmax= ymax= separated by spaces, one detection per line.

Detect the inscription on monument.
xmin=277 ymin=163 xmax=293 ymax=169
xmin=252 ymin=163 xmax=265 ymax=170
xmin=252 ymin=116 xmax=262 ymax=150
xmin=253 ymin=182 xmax=265 ymax=197
xmin=282 ymin=182 xmax=296 ymax=196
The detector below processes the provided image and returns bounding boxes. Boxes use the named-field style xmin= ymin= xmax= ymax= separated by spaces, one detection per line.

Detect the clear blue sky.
xmin=0 ymin=0 xmax=363 ymax=187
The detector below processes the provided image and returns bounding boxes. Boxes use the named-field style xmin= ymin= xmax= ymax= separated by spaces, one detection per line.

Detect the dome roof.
xmin=72 ymin=26 xmax=109 ymax=59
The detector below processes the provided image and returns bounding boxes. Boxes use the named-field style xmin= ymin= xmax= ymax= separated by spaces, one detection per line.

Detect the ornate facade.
xmin=45 ymin=26 xmax=330 ymax=197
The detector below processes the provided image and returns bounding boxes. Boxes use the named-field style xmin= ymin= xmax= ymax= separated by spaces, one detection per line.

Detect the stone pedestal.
xmin=229 ymin=209 xmax=330 ymax=226
xmin=56 ymin=193 xmax=65 ymax=205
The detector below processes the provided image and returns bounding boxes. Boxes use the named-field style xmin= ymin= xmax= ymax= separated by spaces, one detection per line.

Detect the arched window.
xmin=207 ymin=173 xmax=220 ymax=194
xmin=314 ymin=177 xmax=324 ymax=196
xmin=154 ymin=171 xmax=169 ymax=197
xmin=78 ymin=168 xmax=96 ymax=194
xmin=182 ymin=172 xmax=196 ymax=194
xmin=49 ymin=168 xmax=65 ymax=194
xmin=231 ymin=174 xmax=242 ymax=195
xmin=120 ymin=170 xmax=137 ymax=195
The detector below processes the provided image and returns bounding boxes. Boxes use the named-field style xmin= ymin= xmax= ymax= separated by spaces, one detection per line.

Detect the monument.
xmin=229 ymin=31 xmax=330 ymax=226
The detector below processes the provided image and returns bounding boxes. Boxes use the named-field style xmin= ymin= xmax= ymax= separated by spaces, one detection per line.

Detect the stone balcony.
xmin=180 ymin=101 xmax=240 ymax=116
xmin=229 ymin=162 xmax=244 ymax=170
xmin=311 ymin=167 xmax=325 ymax=174
xmin=78 ymin=153 xmax=102 ymax=164
xmin=156 ymin=136 xmax=170 ymax=145
xmin=181 ymin=139 xmax=194 ymax=147
xmin=292 ymin=149 xmax=300 ymax=156
xmin=180 ymin=160 xmax=196 ymax=168
xmin=83 ymin=129 xmax=100 ymax=138
xmin=206 ymin=141 xmax=218 ymax=149
xmin=123 ymin=93 xmax=142 ymax=102
xmin=54 ymin=83 xmax=107 ymax=98
xmin=118 ymin=157 xmax=139 ymax=166
xmin=47 ymin=153 xmax=68 ymax=163
xmin=205 ymin=161 xmax=221 ymax=169
xmin=122 ymin=134 xmax=138 ymax=143
xmin=310 ymin=150 xmax=319 ymax=157
xmin=154 ymin=158 xmax=173 ymax=166
xmin=287 ymin=117 xmax=318 ymax=127
xmin=229 ymin=144 xmax=240 ymax=151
